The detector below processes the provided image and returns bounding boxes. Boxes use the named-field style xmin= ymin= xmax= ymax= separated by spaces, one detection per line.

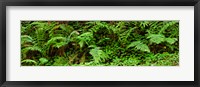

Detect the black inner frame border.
xmin=0 ymin=0 xmax=199 ymax=87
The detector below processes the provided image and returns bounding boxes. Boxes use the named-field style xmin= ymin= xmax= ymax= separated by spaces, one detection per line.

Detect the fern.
xmin=21 ymin=35 xmax=34 ymax=46
xmin=67 ymin=30 xmax=80 ymax=42
xmin=39 ymin=58 xmax=49 ymax=65
xmin=147 ymin=34 xmax=178 ymax=45
xmin=21 ymin=23 xmax=33 ymax=34
xmin=97 ymin=38 xmax=110 ymax=44
xmin=87 ymin=21 xmax=109 ymax=33
xmin=31 ymin=21 xmax=46 ymax=26
xmin=21 ymin=59 xmax=37 ymax=66
xmin=113 ymin=22 xmax=125 ymax=33
xmin=59 ymin=24 xmax=74 ymax=35
xmin=127 ymin=41 xmax=150 ymax=52
xmin=147 ymin=21 xmax=162 ymax=34
xmin=53 ymin=57 xmax=68 ymax=66
xmin=147 ymin=34 xmax=165 ymax=44
xmin=89 ymin=47 xmax=109 ymax=63
xmin=159 ymin=21 xmax=178 ymax=34
xmin=46 ymin=36 xmax=68 ymax=49
xmin=119 ymin=28 xmax=135 ymax=43
xmin=165 ymin=38 xmax=177 ymax=44
xmin=54 ymin=42 xmax=67 ymax=48
xmin=35 ymin=28 xmax=46 ymax=39
xmin=22 ymin=46 xmax=42 ymax=54
xmin=49 ymin=25 xmax=62 ymax=38
xmin=77 ymin=32 xmax=93 ymax=48
xmin=21 ymin=21 xmax=179 ymax=66
xmin=21 ymin=46 xmax=42 ymax=59
xmin=140 ymin=21 xmax=149 ymax=29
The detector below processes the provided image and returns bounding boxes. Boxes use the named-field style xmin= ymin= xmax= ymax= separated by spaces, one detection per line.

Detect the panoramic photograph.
xmin=21 ymin=21 xmax=179 ymax=66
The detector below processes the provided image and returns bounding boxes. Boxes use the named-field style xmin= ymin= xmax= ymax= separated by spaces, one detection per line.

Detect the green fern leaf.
xmin=136 ymin=44 xmax=150 ymax=52
xmin=22 ymin=46 xmax=42 ymax=54
xmin=140 ymin=21 xmax=149 ymax=28
xmin=127 ymin=41 xmax=150 ymax=52
xmin=39 ymin=58 xmax=49 ymax=64
xmin=165 ymin=38 xmax=177 ymax=44
xmin=147 ymin=34 xmax=165 ymax=44
xmin=21 ymin=35 xmax=34 ymax=45
xmin=159 ymin=21 xmax=178 ymax=34
xmin=21 ymin=59 xmax=37 ymax=65
xmin=60 ymin=24 xmax=74 ymax=35
xmin=126 ymin=41 xmax=141 ymax=49
xmin=77 ymin=32 xmax=93 ymax=48
xmin=77 ymin=32 xmax=93 ymax=40
xmin=119 ymin=28 xmax=135 ymax=43
xmin=89 ymin=47 xmax=108 ymax=63
xmin=46 ymin=36 xmax=68 ymax=49
xmin=53 ymin=42 xmax=67 ymax=48
xmin=78 ymin=41 xmax=84 ymax=48
xmin=97 ymin=38 xmax=110 ymax=44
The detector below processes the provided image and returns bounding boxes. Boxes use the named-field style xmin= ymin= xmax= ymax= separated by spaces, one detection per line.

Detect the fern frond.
xmin=53 ymin=57 xmax=68 ymax=66
xmin=35 ymin=28 xmax=47 ymax=40
xmin=165 ymin=38 xmax=178 ymax=44
xmin=140 ymin=21 xmax=149 ymax=28
xmin=22 ymin=46 xmax=42 ymax=54
xmin=77 ymin=32 xmax=93 ymax=40
xmin=127 ymin=41 xmax=150 ymax=52
xmin=39 ymin=58 xmax=49 ymax=65
xmin=21 ymin=35 xmax=34 ymax=45
xmin=88 ymin=21 xmax=108 ymax=33
xmin=159 ymin=21 xmax=178 ymax=34
xmin=67 ymin=30 xmax=80 ymax=41
xmin=77 ymin=32 xmax=93 ymax=48
xmin=31 ymin=21 xmax=46 ymax=26
xmin=89 ymin=47 xmax=109 ymax=63
xmin=78 ymin=41 xmax=84 ymax=48
xmin=21 ymin=59 xmax=37 ymax=66
xmin=45 ymin=36 xmax=68 ymax=52
xmin=60 ymin=24 xmax=74 ymax=35
xmin=136 ymin=44 xmax=150 ymax=52
xmin=147 ymin=34 xmax=165 ymax=44
xmin=113 ymin=21 xmax=125 ymax=33
xmin=119 ymin=28 xmax=135 ymax=43
xmin=97 ymin=38 xmax=110 ymax=44
xmin=53 ymin=42 xmax=67 ymax=48
xmin=46 ymin=37 xmax=67 ymax=45
xmin=127 ymin=41 xmax=141 ymax=49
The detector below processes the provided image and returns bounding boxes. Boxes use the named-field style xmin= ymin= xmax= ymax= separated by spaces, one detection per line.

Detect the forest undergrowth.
xmin=21 ymin=21 xmax=179 ymax=66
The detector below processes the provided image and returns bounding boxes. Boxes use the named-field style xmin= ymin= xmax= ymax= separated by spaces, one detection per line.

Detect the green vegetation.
xmin=21 ymin=21 xmax=179 ymax=66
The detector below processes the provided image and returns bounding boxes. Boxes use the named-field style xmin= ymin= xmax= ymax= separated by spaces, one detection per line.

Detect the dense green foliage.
xmin=21 ymin=21 xmax=179 ymax=66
